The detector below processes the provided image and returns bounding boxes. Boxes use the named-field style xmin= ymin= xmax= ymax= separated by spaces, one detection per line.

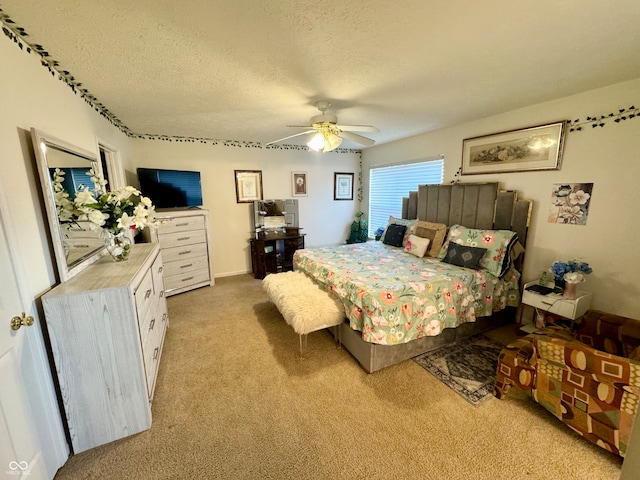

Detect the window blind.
xmin=368 ymin=158 xmax=444 ymax=237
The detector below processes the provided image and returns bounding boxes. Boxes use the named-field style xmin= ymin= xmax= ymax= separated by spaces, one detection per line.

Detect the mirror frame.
xmin=31 ymin=128 xmax=106 ymax=282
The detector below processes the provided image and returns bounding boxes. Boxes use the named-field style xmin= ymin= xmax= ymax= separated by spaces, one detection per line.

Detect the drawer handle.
xmin=180 ymin=263 xmax=193 ymax=269
xmin=145 ymin=289 xmax=152 ymax=300
xmin=177 ymin=237 xmax=190 ymax=241
xmin=175 ymin=222 xmax=189 ymax=227
xmin=541 ymin=301 xmax=554 ymax=306
xmin=179 ymin=250 xmax=192 ymax=255
xmin=182 ymin=276 xmax=194 ymax=282
xmin=76 ymin=244 xmax=90 ymax=248
xmin=149 ymin=318 xmax=155 ymax=331
xmin=160 ymin=290 xmax=164 ymax=298
xmin=162 ymin=313 xmax=167 ymax=322
xmin=158 ymin=266 xmax=163 ymax=273
xmin=153 ymin=347 xmax=159 ymax=360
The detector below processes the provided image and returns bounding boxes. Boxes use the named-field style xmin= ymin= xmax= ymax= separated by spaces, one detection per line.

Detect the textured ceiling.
xmin=2 ymin=0 xmax=640 ymax=149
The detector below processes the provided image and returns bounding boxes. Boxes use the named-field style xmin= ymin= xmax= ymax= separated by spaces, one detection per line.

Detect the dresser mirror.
xmin=32 ymin=128 xmax=106 ymax=282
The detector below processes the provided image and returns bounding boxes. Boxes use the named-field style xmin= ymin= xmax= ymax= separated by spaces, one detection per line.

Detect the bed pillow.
xmin=441 ymin=243 xmax=487 ymax=270
xmin=381 ymin=216 xmax=416 ymax=247
xmin=382 ymin=223 xmax=406 ymax=247
xmin=438 ymin=224 xmax=518 ymax=277
xmin=413 ymin=221 xmax=447 ymax=257
xmin=404 ymin=234 xmax=430 ymax=258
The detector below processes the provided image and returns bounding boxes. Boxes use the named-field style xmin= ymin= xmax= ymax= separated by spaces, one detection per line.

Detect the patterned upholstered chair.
xmin=494 ymin=310 xmax=640 ymax=457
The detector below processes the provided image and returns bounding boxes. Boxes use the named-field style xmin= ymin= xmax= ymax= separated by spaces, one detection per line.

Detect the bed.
xmin=293 ymin=182 xmax=532 ymax=373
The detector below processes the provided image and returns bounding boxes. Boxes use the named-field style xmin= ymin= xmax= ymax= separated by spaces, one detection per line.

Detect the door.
xmin=0 ymin=185 xmax=68 ymax=479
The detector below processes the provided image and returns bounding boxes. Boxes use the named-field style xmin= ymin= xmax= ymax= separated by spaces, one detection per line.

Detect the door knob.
xmin=10 ymin=312 xmax=34 ymax=331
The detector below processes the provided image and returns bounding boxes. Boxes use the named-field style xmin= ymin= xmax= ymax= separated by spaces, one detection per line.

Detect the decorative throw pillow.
xmin=438 ymin=224 xmax=517 ymax=277
xmin=381 ymin=216 xmax=416 ymax=247
xmin=413 ymin=221 xmax=447 ymax=257
xmin=404 ymin=234 xmax=430 ymax=258
xmin=382 ymin=224 xmax=406 ymax=247
xmin=441 ymin=243 xmax=487 ymax=270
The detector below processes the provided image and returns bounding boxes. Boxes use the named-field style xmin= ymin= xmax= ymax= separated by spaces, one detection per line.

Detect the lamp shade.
xmin=307 ymin=127 xmax=342 ymax=152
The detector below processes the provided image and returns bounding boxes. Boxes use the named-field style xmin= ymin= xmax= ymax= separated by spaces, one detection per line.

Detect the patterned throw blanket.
xmin=293 ymin=242 xmax=520 ymax=345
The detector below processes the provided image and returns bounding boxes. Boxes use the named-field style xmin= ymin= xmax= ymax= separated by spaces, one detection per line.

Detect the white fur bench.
xmin=262 ymin=271 xmax=345 ymax=355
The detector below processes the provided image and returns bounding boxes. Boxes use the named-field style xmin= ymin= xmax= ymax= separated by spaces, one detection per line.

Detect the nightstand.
xmin=519 ymin=280 xmax=593 ymax=331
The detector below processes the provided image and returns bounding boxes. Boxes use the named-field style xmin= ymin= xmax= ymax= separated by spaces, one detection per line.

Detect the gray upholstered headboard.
xmin=401 ymin=182 xmax=532 ymax=249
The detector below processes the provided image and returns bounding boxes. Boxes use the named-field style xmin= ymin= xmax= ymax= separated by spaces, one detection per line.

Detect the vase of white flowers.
xmin=550 ymin=259 xmax=592 ymax=296
xmin=59 ymin=167 xmax=157 ymax=262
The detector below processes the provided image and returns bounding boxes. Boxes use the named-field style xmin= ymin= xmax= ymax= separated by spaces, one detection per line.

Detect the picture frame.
xmin=292 ymin=171 xmax=307 ymax=197
xmin=461 ymin=121 xmax=567 ymax=175
xmin=334 ymin=172 xmax=354 ymax=201
xmin=234 ymin=170 xmax=263 ymax=203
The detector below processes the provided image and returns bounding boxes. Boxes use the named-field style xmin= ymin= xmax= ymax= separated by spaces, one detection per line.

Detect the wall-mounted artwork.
xmin=548 ymin=182 xmax=593 ymax=225
xmin=234 ymin=170 xmax=263 ymax=203
xmin=334 ymin=172 xmax=354 ymax=201
xmin=461 ymin=121 xmax=567 ymax=174
xmin=292 ymin=171 xmax=307 ymax=196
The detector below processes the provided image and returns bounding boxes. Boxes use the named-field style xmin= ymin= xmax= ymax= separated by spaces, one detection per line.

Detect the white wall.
xmin=0 ymin=36 xmax=132 ymax=296
xmin=131 ymin=141 xmax=361 ymax=276
xmin=363 ymin=78 xmax=640 ymax=319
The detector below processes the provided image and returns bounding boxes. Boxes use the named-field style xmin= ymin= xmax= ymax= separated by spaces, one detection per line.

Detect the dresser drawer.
xmin=163 ymin=255 xmax=210 ymax=278
xmin=161 ymin=242 xmax=208 ymax=264
xmin=157 ymin=230 xmax=207 ymax=249
xmin=141 ymin=318 xmax=166 ymax=397
xmin=134 ymin=267 xmax=155 ymax=316
xmin=158 ymin=215 xmax=205 ymax=234
xmin=164 ymin=268 xmax=211 ymax=292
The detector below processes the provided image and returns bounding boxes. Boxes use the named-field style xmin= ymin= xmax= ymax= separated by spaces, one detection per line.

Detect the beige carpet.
xmin=54 ymin=274 xmax=623 ymax=479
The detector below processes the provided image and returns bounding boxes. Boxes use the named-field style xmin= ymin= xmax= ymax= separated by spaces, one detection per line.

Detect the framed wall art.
xmin=292 ymin=171 xmax=307 ymax=196
xmin=334 ymin=172 xmax=354 ymax=201
xmin=234 ymin=170 xmax=263 ymax=203
xmin=461 ymin=121 xmax=567 ymax=175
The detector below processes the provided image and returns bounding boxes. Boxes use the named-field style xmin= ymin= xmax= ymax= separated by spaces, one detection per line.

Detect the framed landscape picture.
xmin=461 ymin=121 xmax=567 ymax=175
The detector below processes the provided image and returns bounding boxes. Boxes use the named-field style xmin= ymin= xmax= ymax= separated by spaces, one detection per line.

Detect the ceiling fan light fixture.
xmin=307 ymin=127 xmax=342 ymax=152
xmin=307 ymin=131 xmax=325 ymax=151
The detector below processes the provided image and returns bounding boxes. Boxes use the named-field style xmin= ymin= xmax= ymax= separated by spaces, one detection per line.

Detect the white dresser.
xmin=42 ymin=244 xmax=168 ymax=453
xmin=143 ymin=208 xmax=214 ymax=296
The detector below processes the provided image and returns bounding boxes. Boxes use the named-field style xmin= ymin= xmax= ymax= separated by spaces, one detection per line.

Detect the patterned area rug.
xmin=412 ymin=335 xmax=504 ymax=406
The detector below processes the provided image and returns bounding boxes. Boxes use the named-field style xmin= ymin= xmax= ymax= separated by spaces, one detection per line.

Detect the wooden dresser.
xmin=250 ymin=231 xmax=305 ymax=279
xmin=42 ymin=244 xmax=168 ymax=453
xmin=143 ymin=208 xmax=214 ymax=296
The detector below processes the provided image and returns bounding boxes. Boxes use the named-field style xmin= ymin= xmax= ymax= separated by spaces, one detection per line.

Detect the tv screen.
xmin=137 ymin=167 xmax=203 ymax=209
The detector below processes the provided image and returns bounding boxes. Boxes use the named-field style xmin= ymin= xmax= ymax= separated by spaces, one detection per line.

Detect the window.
xmin=368 ymin=158 xmax=444 ymax=237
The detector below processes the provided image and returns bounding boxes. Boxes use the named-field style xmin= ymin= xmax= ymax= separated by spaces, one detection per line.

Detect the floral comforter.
xmin=293 ymin=242 xmax=520 ymax=345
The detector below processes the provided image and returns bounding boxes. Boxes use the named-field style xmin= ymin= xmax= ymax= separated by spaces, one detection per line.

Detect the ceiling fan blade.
xmin=336 ymin=124 xmax=379 ymax=133
xmin=265 ymin=129 xmax=316 ymax=146
xmin=338 ymin=131 xmax=376 ymax=147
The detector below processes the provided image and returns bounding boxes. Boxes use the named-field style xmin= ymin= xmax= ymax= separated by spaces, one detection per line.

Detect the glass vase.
xmin=101 ymin=230 xmax=132 ymax=262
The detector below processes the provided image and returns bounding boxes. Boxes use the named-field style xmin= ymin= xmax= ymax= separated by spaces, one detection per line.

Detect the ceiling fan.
xmin=265 ymin=100 xmax=379 ymax=152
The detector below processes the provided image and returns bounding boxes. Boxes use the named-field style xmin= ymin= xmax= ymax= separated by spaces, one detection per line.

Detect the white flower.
xmin=117 ymin=212 xmax=136 ymax=231
xmin=85 ymin=209 xmax=109 ymax=227
xmin=564 ymin=272 xmax=585 ymax=283
xmin=568 ymin=190 xmax=590 ymax=205
xmin=74 ymin=189 xmax=96 ymax=206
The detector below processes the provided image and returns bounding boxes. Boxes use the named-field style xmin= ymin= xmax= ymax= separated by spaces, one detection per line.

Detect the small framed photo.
xmin=461 ymin=121 xmax=567 ymax=175
xmin=334 ymin=172 xmax=354 ymax=201
xmin=234 ymin=170 xmax=263 ymax=203
xmin=292 ymin=171 xmax=307 ymax=196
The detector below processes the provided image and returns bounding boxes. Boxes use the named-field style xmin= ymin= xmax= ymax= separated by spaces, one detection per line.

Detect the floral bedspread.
xmin=293 ymin=242 xmax=520 ymax=345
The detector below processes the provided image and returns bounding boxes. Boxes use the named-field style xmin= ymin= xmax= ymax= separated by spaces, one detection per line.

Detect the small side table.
xmin=519 ymin=280 xmax=593 ymax=332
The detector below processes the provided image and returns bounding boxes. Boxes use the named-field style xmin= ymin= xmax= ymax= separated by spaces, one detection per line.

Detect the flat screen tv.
xmin=137 ymin=167 xmax=203 ymax=209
